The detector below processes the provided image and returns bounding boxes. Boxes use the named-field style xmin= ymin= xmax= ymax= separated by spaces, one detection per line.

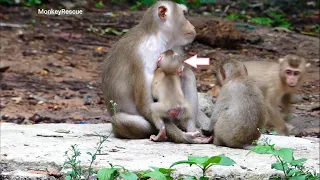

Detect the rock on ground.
xmin=1 ymin=123 xmax=319 ymax=180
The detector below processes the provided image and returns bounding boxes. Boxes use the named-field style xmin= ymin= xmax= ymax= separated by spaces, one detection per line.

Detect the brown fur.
xmin=209 ymin=60 xmax=267 ymax=148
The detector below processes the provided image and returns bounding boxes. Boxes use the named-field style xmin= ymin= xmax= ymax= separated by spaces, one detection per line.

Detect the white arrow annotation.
xmin=183 ymin=55 xmax=210 ymax=69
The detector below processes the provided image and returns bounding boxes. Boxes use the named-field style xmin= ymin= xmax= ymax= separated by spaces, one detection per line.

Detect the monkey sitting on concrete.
xmin=150 ymin=50 xmax=211 ymax=143
xmin=209 ymin=60 xmax=267 ymax=148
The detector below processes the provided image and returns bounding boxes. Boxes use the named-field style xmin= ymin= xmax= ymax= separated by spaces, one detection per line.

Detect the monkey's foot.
xmin=185 ymin=131 xmax=213 ymax=144
xmin=150 ymin=127 xmax=168 ymax=142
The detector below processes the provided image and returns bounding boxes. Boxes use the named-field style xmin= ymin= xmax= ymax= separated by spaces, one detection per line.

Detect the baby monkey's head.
xmin=157 ymin=50 xmax=184 ymax=75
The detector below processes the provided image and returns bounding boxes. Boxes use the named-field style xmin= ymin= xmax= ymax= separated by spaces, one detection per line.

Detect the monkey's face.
xmin=156 ymin=2 xmax=196 ymax=47
xmin=282 ymin=67 xmax=302 ymax=87
xmin=279 ymin=55 xmax=309 ymax=88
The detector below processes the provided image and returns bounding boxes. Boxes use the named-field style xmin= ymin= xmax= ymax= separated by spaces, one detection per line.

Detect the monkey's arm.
xmin=266 ymin=94 xmax=289 ymax=136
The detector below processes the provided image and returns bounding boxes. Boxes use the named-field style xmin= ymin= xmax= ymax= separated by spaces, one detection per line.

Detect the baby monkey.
xmin=150 ymin=50 xmax=193 ymax=142
xmin=209 ymin=60 xmax=267 ymax=148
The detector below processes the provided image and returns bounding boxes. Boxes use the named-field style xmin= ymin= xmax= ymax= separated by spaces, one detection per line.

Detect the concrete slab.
xmin=0 ymin=123 xmax=319 ymax=179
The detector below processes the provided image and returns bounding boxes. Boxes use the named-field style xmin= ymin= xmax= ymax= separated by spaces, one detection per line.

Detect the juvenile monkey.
xmin=102 ymin=1 xmax=211 ymax=143
xmin=243 ymin=55 xmax=310 ymax=135
xmin=209 ymin=60 xmax=267 ymax=149
xmin=150 ymin=50 xmax=193 ymax=142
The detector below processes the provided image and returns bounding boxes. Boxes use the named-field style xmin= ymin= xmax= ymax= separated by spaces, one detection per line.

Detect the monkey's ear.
xmin=305 ymin=63 xmax=311 ymax=68
xmin=219 ymin=67 xmax=226 ymax=81
xmin=158 ymin=6 xmax=167 ymax=20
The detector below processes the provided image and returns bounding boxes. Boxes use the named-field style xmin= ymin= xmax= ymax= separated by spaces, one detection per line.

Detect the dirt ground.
xmin=0 ymin=5 xmax=319 ymax=138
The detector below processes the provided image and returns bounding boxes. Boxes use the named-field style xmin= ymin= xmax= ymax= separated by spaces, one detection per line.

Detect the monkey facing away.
xmin=209 ymin=60 xmax=267 ymax=149
xmin=243 ymin=55 xmax=310 ymax=135
xmin=150 ymin=50 xmax=211 ymax=143
xmin=102 ymin=1 xmax=211 ymax=143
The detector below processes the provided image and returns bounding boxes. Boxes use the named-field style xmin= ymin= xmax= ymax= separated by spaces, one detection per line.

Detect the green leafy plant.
xmin=64 ymin=144 xmax=84 ymax=180
xmin=269 ymin=11 xmax=291 ymax=28
xmin=312 ymin=25 xmax=320 ymax=33
xmin=0 ymin=0 xmax=42 ymax=6
xmin=250 ymin=138 xmax=320 ymax=180
xmin=63 ymin=100 xmax=117 ymax=180
xmin=171 ymin=154 xmax=235 ymax=179
xmin=251 ymin=17 xmax=274 ymax=26
xmin=97 ymin=165 xmax=174 ymax=180
xmin=95 ymin=0 xmax=104 ymax=9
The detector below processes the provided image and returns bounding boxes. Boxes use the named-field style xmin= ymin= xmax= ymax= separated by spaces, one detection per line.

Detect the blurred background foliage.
xmin=0 ymin=0 xmax=319 ymax=34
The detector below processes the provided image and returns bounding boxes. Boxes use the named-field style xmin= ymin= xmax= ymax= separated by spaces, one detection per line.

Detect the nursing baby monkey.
xmin=209 ymin=60 xmax=267 ymax=149
xmin=102 ymin=1 xmax=212 ymax=143
xmin=243 ymin=55 xmax=310 ymax=135
xmin=150 ymin=50 xmax=211 ymax=143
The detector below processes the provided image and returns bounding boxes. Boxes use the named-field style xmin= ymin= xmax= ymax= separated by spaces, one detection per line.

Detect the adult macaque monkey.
xmin=150 ymin=50 xmax=211 ymax=143
xmin=209 ymin=60 xmax=267 ymax=149
xmin=243 ymin=55 xmax=310 ymax=135
xmin=102 ymin=1 xmax=211 ymax=142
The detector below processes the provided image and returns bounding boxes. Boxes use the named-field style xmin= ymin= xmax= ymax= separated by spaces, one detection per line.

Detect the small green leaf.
xmin=217 ymin=154 xmax=235 ymax=166
xmin=170 ymin=160 xmax=197 ymax=168
xmin=271 ymin=162 xmax=288 ymax=171
xmin=188 ymin=156 xmax=209 ymax=165
xmin=87 ymin=152 xmax=92 ymax=156
xmin=290 ymin=158 xmax=307 ymax=166
xmin=166 ymin=175 xmax=174 ymax=180
xmin=251 ymin=145 xmax=275 ymax=154
xmin=274 ymin=148 xmax=293 ymax=162
xmin=130 ymin=2 xmax=142 ymax=11
xmin=136 ymin=170 xmax=151 ymax=177
xmin=95 ymin=1 xmax=103 ymax=8
xmin=120 ymin=172 xmax=138 ymax=180
xmin=143 ymin=171 xmax=167 ymax=180
xmin=205 ymin=156 xmax=221 ymax=166
xmin=105 ymin=28 xmax=123 ymax=36
xmin=287 ymin=169 xmax=302 ymax=177
xmin=199 ymin=177 xmax=209 ymax=180
xmin=289 ymin=174 xmax=308 ymax=180
xmin=65 ymin=175 xmax=72 ymax=180
xmin=149 ymin=166 xmax=175 ymax=174
xmin=142 ymin=0 xmax=156 ymax=6
xmin=97 ymin=168 xmax=119 ymax=180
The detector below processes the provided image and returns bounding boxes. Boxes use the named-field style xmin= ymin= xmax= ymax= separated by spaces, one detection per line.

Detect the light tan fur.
xmin=243 ymin=55 xmax=310 ymax=135
xmin=150 ymin=50 xmax=196 ymax=142
xmin=209 ymin=60 xmax=267 ymax=148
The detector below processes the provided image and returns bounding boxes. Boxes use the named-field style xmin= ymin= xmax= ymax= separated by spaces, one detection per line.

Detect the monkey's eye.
xmin=293 ymin=71 xmax=300 ymax=76
xmin=285 ymin=70 xmax=292 ymax=75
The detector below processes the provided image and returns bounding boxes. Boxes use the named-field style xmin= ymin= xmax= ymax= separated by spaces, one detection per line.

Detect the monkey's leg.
xmin=267 ymin=104 xmax=289 ymax=136
xmin=150 ymin=102 xmax=169 ymax=142
xmin=165 ymin=121 xmax=213 ymax=144
xmin=150 ymin=126 xmax=168 ymax=142
xmin=112 ymin=112 xmax=156 ymax=139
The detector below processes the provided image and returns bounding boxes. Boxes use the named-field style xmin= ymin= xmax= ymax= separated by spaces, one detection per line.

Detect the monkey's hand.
xmin=150 ymin=127 xmax=168 ymax=142
xmin=184 ymin=131 xmax=213 ymax=144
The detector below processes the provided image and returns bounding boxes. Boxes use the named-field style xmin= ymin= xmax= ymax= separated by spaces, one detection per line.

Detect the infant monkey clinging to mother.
xmin=150 ymin=50 xmax=212 ymax=143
